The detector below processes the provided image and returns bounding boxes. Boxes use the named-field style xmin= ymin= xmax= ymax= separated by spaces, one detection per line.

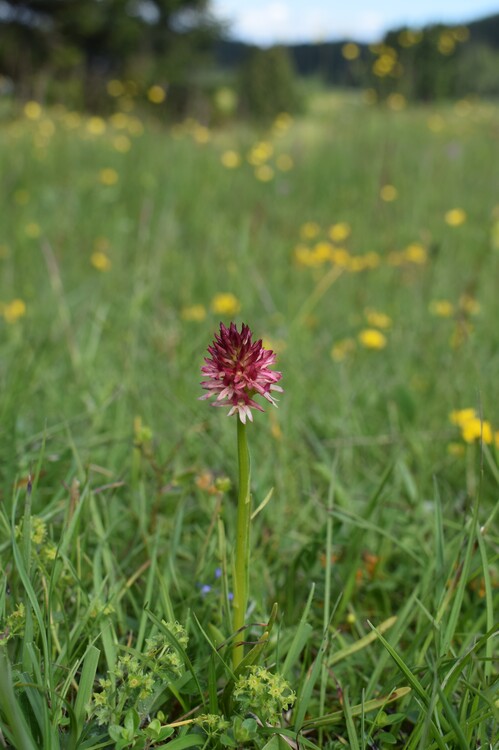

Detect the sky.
xmin=211 ymin=0 xmax=499 ymax=46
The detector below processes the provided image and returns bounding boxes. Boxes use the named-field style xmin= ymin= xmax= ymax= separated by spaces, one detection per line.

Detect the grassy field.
xmin=0 ymin=89 xmax=498 ymax=749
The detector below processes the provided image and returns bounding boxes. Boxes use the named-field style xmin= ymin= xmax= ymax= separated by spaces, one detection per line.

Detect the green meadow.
xmin=0 ymin=90 xmax=498 ymax=748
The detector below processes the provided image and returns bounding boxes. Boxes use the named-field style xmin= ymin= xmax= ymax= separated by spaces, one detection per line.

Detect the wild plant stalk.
xmin=200 ymin=322 xmax=283 ymax=668
xmin=233 ymin=419 xmax=251 ymax=667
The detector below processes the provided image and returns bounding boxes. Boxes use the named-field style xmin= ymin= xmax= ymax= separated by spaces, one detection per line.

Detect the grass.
xmin=0 ymin=88 xmax=498 ymax=748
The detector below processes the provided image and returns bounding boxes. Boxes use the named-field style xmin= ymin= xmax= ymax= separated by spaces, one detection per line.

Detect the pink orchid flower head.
xmin=200 ymin=322 xmax=283 ymax=423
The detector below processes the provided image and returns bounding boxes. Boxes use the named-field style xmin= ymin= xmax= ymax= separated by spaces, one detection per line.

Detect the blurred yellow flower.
xmin=39 ymin=119 xmax=55 ymax=138
xmin=181 ymin=304 xmax=207 ymax=322
xmin=449 ymin=408 xmax=476 ymax=427
xmin=300 ymin=222 xmax=320 ymax=240
xmin=24 ymin=101 xmax=42 ymax=120
xmin=328 ymin=222 xmax=351 ymax=242
xmin=294 ymin=245 xmax=317 ymax=267
xmin=211 ymin=293 xmax=241 ymax=316
xmin=438 ymin=32 xmax=455 ymax=55
xmin=110 ymin=112 xmax=128 ymax=129
xmin=387 ymin=93 xmax=406 ymax=111
xmin=91 ymin=252 xmax=111 ymax=271
xmin=255 ymin=165 xmax=274 ymax=182
xmin=3 ymin=299 xmax=26 ymax=323
xmin=342 ymin=43 xmax=360 ymax=60
xmin=331 ymin=338 xmax=356 ymax=361
xmin=404 ymin=242 xmax=427 ymax=264
xmin=358 ymin=329 xmax=387 ymax=349
xmin=221 ymin=150 xmax=241 ymax=169
xmin=248 ymin=141 xmax=273 ymax=165
xmin=126 ymin=116 xmax=144 ymax=136
xmin=99 ymin=168 xmax=119 ymax=186
xmin=427 ymin=114 xmax=445 ymax=132
xmin=87 ymin=117 xmax=106 ymax=135
xmin=445 ymin=208 xmax=467 ymax=226
xmin=276 ymin=154 xmax=293 ymax=171
xmin=193 ymin=125 xmax=210 ymax=143
xmin=25 ymin=222 xmax=41 ymax=238
xmin=330 ymin=247 xmax=351 ymax=266
xmin=459 ymin=294 xmax=480 ymax=315
xmin=429 ymin=299 xmax=454 ymax=317
xmin=380 ymin=184 xmax=398 ymax=202
xmin=273 ymin=112 xmax=293 ymax=132
xmin=364 ymin=308 xmax=392 ymax=328
xmin=113 ymin=135 xmax=131 ymax=153
xmin=14 ymin=189 xmax=30 ymax=205
xmin=313 ymin=241 xmax=333 ymax=263
xmin=461 ymin=418 xmax=493 ymax=444
xmin=147 ymin=85 xmax=166 ymax=104
xmin=107 ymin=79 xmax=125 ymax=97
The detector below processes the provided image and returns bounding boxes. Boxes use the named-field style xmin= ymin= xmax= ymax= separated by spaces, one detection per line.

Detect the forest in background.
xmin=1 ymin=1 xmax=499 ymax=118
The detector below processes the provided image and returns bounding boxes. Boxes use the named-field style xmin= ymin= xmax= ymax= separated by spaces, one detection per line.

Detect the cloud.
xmin=214 ymin=1 xmax=388 ymax=45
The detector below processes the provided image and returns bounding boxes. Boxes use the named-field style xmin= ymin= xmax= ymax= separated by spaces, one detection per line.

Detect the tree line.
xmin=1 ymin=2 xmax=498 ymax=118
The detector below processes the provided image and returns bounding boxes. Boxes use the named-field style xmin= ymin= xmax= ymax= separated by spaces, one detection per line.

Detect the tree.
xmin=238 ymin=45 xmax=300 ymax=120
xmin=0 ymin=0 xmax=222 ymax=110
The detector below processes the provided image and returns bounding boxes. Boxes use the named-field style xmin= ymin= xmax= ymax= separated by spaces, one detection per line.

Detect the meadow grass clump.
xmin=0 ymin=91 xmax=498 ymax=748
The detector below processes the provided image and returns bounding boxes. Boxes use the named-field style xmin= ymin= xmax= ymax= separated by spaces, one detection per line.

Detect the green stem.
xmin=233 ymin=418 xmax=251 ymax=667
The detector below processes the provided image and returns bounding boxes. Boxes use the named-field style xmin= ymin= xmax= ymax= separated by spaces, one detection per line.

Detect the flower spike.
xmin=200 ymin=322 xmax=283 ymax=423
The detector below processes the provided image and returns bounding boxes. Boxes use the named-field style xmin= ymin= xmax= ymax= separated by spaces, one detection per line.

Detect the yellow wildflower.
xmin=211 ymin=293 xmax=241 ymax=316
xmin=181 ymin=304 xmax=207 ymax=322
xmin=14 ymin=189 xmax=30 ymax=205
xmin=24 ymin=101 xmax=42 ymax=120
xmin=427 ymin=114 xmax=445 ymax=132
xmin=328 ymin=222 xmax=351 ymax=242
xmin=445 ymin=208 xmax=467 ymax=226
xmin=99 ymin=168 xmax=119 ymax=186
xmin=312 ymin=241 xmax=333 ymax=263
xmin=358 ymin=329 xmax=387 ymax=349
xmin=459 ymin=294 xmax=480 ymax=315
xmin=387 ymin=93 xmax=406 ymax=111
xmin=404 ymin=243 xmax=427 ymax=264
xmin=380 ymin=184 xmax=398 ymax=202
xmin=91 ymin=252 xmax=111 ymax=271
xmin=461 ymin=418 xmax=493 ymax=444
xmin=300 ymin=222 xmax=320 ymax=240
xmin=147 ymin=85 xmax=166 ymax=104
xmin=193 ymin=125 xmax=210 ymax=143
xmin=25 ymin=222 xmax=41 ymax=239
xmin=276 ymin=154 xmax=293 ymax=171
xmin=107 ymin=79 xmax=125 ymax=97
xmin=113 ymin=135 xmax=131 ymax=153
xmin=255 ymin=165 xmax=274 ymax=182
xmin=3 ymin=299 xmax=26 ymax=323
xmin=330 ymin=247 xmax=351 ymax=266
xmin=342 ymin=43 xmax=360 ymax=60
xmin=273 ymin=112 xmax=293 ymax=132
xmin=429 ymin=300 xmax=454 ymax=317
xmin=86 ymin=116 xmax=106 ymax=135
xmin=248 ymin=141 xmax=273 ymax=165
xmin=449 ymin=408 xmax=476 ymax=427
xmin=294 ymin=245 xmax=316 ymax=267
xmin=331 ymin=338 xmax=356 ymax=361
xmin=364 ymin=309 xmax=392 ymax=328
xmin=221 ymin=150 xmax=241 ymax=169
